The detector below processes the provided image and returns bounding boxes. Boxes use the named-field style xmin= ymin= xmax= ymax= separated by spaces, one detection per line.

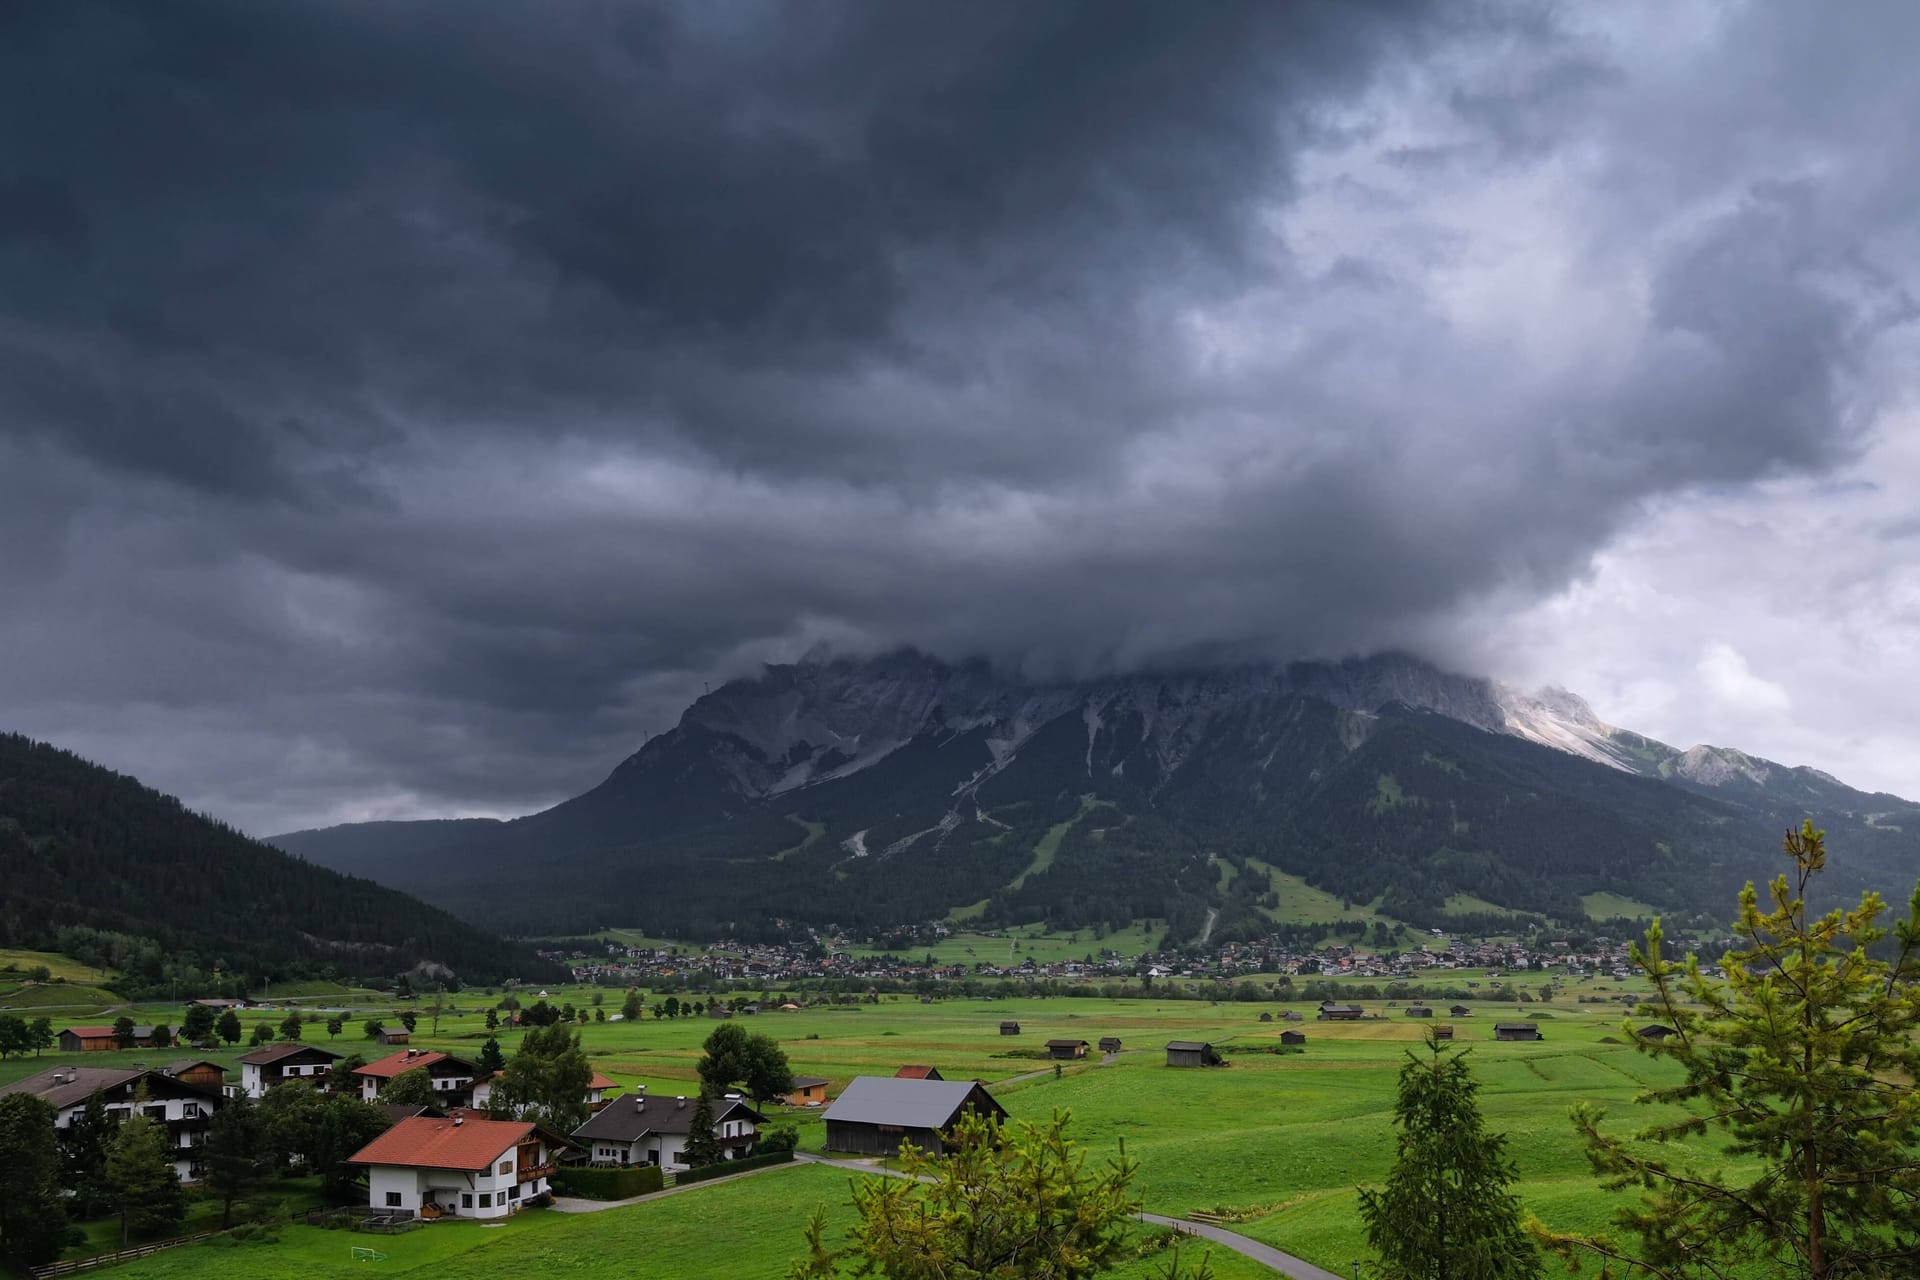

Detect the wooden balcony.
xmin=517 ymin=1162 xmax=556 ymax=1184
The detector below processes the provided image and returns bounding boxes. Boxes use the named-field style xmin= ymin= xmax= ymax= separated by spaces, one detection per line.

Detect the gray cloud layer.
xmin=3 ymin=1 xmax=1916 ymax=830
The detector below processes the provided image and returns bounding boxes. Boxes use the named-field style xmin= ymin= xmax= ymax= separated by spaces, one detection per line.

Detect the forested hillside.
xmin=0 ymin=733 xmax=561 ymax=993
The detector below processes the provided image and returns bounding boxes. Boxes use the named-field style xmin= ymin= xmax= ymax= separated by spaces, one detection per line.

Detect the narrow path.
xmin=796 ymin=1155 xmax=1336 ymax=1278
xmin=1139 ymin=1213 xmax=1345 ymax=1280
xmin=1196 ymin=907 xmax=1219 ymax=946
xmin=548 ymin=1159 xmax=797 ymax=1213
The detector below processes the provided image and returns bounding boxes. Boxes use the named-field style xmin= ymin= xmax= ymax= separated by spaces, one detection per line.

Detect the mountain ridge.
xmin=271 ymin=650 xmax=1920 ymax=941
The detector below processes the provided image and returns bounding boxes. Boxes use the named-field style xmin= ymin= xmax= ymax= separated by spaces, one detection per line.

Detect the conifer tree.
xmin=106 ymin=1107 xmax=184 ymax=1245
xmin=59 ymin=1090 xmax=114 ymax=1217
xmin=1358 ymin=1028 xmax=1540 ymax=1280
xmin=478 ymin=1035 xmax=506 ymax=1075
xmin=201 ymin=1094 xmax=271 ymax=1228
xmin=1538 ymin=822 xmax=1920 ymax=1279
xmin=0 ymin=1094 xmax=68 ymax=1266
xmin=683 ymin=1093 xmax=722 ymax=1170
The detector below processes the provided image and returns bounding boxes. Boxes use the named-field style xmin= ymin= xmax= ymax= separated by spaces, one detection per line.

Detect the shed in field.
xmin=1494 ymin=1023 xmax=1542 ymax=1042
xmin=1165 ymin=1041 xmax=1223 ymax=1068
xmin=999 ymin=1021 xmax=1021 ymax=1036
xmin=1098 ymin=1037 xmax=1122 ymax=1053
xmin=823 ymin=1077 xmax=1007 ymax=1157
xmin=1279 ymin=1030 xmax=1306 ymax=1046
xmin=1045 ymin=1039 xmax=1089 ymax=1061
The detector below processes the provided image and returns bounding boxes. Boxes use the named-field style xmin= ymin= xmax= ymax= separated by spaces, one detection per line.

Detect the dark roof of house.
xmin=239 ymin=1042 xmax=342 ymax=1066
xmin=790 ymin=1076 xmax=832 ymax=1089
xmin=160 ymin=1059 xmax=225 ymax=1077
xmin=1044 ymin=1039 xmax=1089 ymax=1048
xmin=571 ymin=1093 xmax=764 ymax=1142
xmin=821 ymin=1077 xmax=1003 ymax=1130
xmin=1165 ymin=1041 xmax=1215 ymax=1052
xmin=0 ymin=1066 xmax=142 ymax=1110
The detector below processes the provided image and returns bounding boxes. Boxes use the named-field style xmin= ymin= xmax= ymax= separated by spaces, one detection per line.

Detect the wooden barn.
xmin=1279 ymin=1030 xmax=1306 ymax=1046
xmin=1434 ymin=1025 xmax=1455 ymax=1040
xmin=1495 ymin=1023 xmax=1543 ymax=1042
xmin=999 ymin=1021 xmax=1021 ymax=1036
xmin=1098 ymin=1037 xmax=1122 ymax=1053
xmin=1045 ymin=1039 xmax=1089 ymax=1061
xmin=1165 ymin=1041 xmax=1223 ymax=1068
xmin=823 ymin=1077 xmax=1006 ymax=1157
xmin=1317 ymin=1004 xmax=1364 ymax=1021
xmin=1449 ymin=1005 xmax=1473 ymax=1017
xmin=1405 ymin=1005 xmax=1434 ymax=1018
xmin=1258 ymin=1012 xmax=1273 ymax=1022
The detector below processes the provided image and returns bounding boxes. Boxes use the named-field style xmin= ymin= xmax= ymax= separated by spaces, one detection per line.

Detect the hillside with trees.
xmin=0 ymin=733 xmax=561 ymax=993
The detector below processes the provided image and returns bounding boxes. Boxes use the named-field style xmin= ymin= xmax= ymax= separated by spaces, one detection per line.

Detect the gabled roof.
xmin=571 ymin=1093 xmax=764 ymax=1142
xmin=1044 ymin=1039 xmax=1089 ymax=1048
xmin=1165 ymin=1041 xmax=1215 ymax=1052
xmin=160 ymin=1058 xmax=225 ymax=1077
xmin=240 ymin=1042 xmax=342 ymax=1066
xmin=587 ymin=1072 xmax=620 ymax=1091
xmin=354 ymin=1049 xmax=478 ymax=1080
xmin=0 ymin=1066 xmax=142 ymax=1110
xmin=822 ymin=1077 xmax=1003 ymax=1130
xmin=63 ymin=1026 xmax=153 ymax=1039
xmin=791 ymin=1075 xmax=832 ymax=1089
xmin=350 ymin=1115 xmax=538 ymax=1170
xmin=893 ymin=1065 xmax=942 ymax=1080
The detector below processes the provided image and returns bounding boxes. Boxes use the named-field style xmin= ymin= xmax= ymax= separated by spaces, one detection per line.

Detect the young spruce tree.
xmin=1536 ymin=821 xmax=1920 ymax=1279
xmin=1358 ymin=1027 xmax=1541 ymax=1280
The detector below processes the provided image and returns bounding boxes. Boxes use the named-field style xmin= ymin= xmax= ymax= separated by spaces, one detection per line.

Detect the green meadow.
xmin=51 ymin=986 xmax=1704 ymax=1278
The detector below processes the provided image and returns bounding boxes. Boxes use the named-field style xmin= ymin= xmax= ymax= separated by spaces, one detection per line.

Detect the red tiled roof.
xmin=588 ymin=1072 xmax=618 ymax=1091
xmin=354 ymin=1049 xmax=453 ymax=1079
xmin=350 ymin=1116 xmax=535 ymax=1171
xmin=894 ymin=1065 xmax=939 ymax=1079
xmin=63 ymin=1027 xmax=116 ymax=1038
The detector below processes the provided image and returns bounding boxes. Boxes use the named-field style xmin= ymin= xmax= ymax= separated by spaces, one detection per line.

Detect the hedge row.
xmin=550 ymin=1164 xmax=665 ymax=1200
xmin=674 ymin=1150 xmax=794 ymax=1186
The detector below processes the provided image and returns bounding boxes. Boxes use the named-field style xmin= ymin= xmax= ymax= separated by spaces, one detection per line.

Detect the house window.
xmin=478 ymin=1193 xmax=492 ymax=1208
xmin=498 ymin=1161 xmax=512 ymax=1175
xmin=507 ymin=1185 xmax=521 ymax=1200
xmin=184 ymin=1103 xmax=200 ymax=1118
xmin=385 ymin=1193 xmax=402 ymax=1208
xmin=462 ymin=1194 xmax=473 ymax=1209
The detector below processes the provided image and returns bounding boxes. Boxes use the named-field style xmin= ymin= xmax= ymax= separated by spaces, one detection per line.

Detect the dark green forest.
xmin=0 ymin=733 xmax=562 ymax=993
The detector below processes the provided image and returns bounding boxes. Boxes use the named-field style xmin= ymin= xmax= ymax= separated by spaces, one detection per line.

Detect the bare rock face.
xmin=1675 ymin=744 xmax=1772 ymax=789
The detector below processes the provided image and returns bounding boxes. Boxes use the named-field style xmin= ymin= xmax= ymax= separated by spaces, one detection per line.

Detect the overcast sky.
xmin=3 ymin=0 xmax=1916 ymax=835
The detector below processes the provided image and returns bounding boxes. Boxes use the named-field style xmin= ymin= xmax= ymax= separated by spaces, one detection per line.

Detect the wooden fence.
xmin=29 ymin=1231 xmax=219 ymax=1279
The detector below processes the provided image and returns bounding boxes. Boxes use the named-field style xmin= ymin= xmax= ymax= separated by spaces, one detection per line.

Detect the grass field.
xmin=1579 ymin=891 xmax=1656 ymax=919
xmin=0 ymin=981 xmax=125 ymax=1012
xmin=23 ymin=973 xmax=1707 ymax=1277
xmin=0 ymin=946 xmax=119 ymax=983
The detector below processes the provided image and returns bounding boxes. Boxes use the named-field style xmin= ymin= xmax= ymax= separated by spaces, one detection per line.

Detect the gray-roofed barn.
xmin=822 ymin=1077 xmax=1006 ymax=1157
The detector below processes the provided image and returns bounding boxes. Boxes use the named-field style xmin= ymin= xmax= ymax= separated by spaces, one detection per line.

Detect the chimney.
xmin=676 ymin=1096 xmax=686 ymax=1108
xmin=453 ymin=1115 xmax=464 ymax=1126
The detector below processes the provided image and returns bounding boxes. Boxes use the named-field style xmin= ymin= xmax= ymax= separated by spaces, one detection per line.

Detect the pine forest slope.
xmin=0 ymin=733 xmax=561 ymax=990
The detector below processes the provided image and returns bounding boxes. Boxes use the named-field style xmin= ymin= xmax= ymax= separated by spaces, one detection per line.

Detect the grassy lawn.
xmin=0 ymin=946 xmax=120 ymax=983
xmin=1579 ymin=891 xmax=1655 ymax=919
xmin=0 ymin=981 xmax=124 ymax=1012
xmin=65 ymin=1177 xmax=330 ymax=1258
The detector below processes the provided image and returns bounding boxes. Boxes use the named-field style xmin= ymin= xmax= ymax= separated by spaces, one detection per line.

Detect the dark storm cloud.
xmin=1 ymin=0 xmax=1915 ymax=830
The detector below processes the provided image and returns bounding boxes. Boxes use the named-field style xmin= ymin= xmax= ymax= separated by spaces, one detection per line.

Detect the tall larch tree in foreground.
xmin=1358 ymin=1027 xmax=1541 ymax=1280
xmin=1535 ymin=821 xmax=1920 ymax=1279
xmin=788 ymin=1109 xmax=1212 ymax=1280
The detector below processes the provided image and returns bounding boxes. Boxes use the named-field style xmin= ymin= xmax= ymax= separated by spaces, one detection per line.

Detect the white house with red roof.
xmin=352 ymin=1048 xmax=482 ymax=1108
xmin=350 ymin=1114 xmax=568 ymax=1220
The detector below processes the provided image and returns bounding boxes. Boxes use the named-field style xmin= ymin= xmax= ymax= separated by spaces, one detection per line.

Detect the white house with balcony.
xmin=350 ymin=1114 xmax=569 ymax=1220
xmin=569 ymin=1087 xmax=762 ymax=1170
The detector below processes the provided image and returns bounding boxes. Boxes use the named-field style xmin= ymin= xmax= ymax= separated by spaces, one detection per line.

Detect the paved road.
xmin=1139 ymin=1213 xmax=1345 ymax=1280
xmin=797 ymin=1155 xmax=1339 ymax=1278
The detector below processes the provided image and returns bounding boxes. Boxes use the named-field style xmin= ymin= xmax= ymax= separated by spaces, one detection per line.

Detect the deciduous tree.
xmin=1358 ymin=1029 xmax=1540 ymax=1280
xmin=378 ymin=1068 xmax=438 ymax=1108
xmin=279 ymin=1014 xmax=302 ymax=1041
xmin=491 ymin=1024 xmax=591 ymax=1132
xmin=181 ymin=1003 xmax=216 ymax=1045
xmin=1537 ymin=822 xmax=1920 ymax=1279
xmin=215 ymin=1009 xmax=242 ymax=1045
xmin=699 ymin=1023 xmax=795 ymax=1104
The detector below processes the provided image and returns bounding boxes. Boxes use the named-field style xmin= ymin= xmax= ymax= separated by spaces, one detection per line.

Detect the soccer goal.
xmin=350 ymin=1246 xmax=388 ymax=1262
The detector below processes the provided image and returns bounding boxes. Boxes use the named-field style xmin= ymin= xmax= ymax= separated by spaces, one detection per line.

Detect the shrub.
xmin=756 ymin=1126 xmax=799 ymax=1155
xmin=549 ymin=1165 xmax=665 ymax=1200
